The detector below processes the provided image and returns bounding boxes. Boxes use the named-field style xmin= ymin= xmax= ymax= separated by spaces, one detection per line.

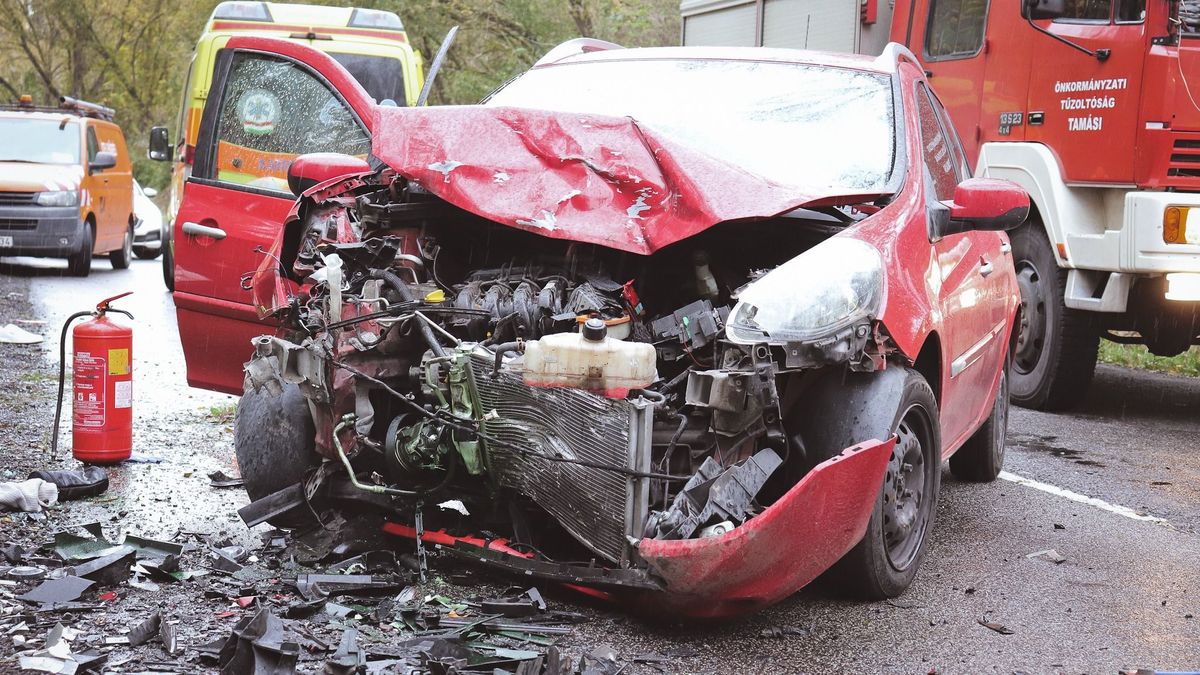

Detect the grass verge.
xmin=1098 ymin=341 xmax=1200 ymax=377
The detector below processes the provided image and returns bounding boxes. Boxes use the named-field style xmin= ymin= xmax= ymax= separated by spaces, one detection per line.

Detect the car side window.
xmin=86 ymin=127 xmax=98 ymax=162
xmin=211 ymin=52 xmax=370 ymax=194
xmin=925 ymin=0 xmax=990 ymax=59
xmin=916 ymin=84 xmax=960 ymax=202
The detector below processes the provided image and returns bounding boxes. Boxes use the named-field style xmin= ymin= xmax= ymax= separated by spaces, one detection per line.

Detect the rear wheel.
xmin=836 ymin=369 xmax=940 ymax=599
xmin=1009 ymin=221 xmax=1098 ymax=410
xmin=950 ymin=368 xmax=1008 ymax=482
xmin=110 ymin=225 xmax=133 ymax=269
xmin=67 ymin=222 xmax=93 ymax=278
xmin=235 ymin=382 xmax=320 ymax=528
xmin=162 ymin=224 xmax=175 ymax=291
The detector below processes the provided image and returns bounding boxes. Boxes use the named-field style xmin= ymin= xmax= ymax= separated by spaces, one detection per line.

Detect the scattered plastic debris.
xmin=208 ymin=469 xmax=244 ymax=488
xmin=977 ymin=619 xmax=1015 ymax=635
xmin=1026 ymin=548 xmax=1067 ymax=564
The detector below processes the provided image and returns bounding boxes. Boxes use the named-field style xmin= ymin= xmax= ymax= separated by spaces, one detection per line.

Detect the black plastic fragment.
xmin=128 ymin=611 xmax=161 ymax=647
xmin=69 ymin=547 xmax=135 ymax=586
xmin=17 ymin=575 xmax=94 ymax=605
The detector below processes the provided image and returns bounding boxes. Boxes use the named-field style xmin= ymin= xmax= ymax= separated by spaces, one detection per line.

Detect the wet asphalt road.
xmin=3 ymin=254 xmax=1199 ymax=673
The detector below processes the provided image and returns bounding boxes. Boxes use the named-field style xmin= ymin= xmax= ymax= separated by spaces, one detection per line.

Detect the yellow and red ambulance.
xmin=151 ymin=1 xmax=424 ymax=289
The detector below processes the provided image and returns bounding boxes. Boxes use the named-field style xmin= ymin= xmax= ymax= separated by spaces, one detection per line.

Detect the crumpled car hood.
xmin=371 ymin=105 xmax=881 ymax=255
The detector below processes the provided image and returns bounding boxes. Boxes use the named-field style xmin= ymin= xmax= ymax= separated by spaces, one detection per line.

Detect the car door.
xmin=84 ymin=125 xmax=115 ymax=251
xmin=916 ymin=82 xmax=1010 ymax=451
xmin=173 ymin=36 xmax=374 ymax=394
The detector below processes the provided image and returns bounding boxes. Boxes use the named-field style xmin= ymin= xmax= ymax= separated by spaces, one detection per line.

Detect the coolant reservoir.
xmin=521 ymin=318 xmax=657 ymax=398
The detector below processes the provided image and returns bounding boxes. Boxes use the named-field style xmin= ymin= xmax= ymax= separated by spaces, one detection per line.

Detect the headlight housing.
xmin=35 ymin=190 xmax=79 ymax=207
xmin=727 ymin=237 xmax=884 ymax=345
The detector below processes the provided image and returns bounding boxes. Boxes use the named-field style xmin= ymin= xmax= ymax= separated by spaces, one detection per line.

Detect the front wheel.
xmin=235 ymin=382 xmax=320 ymax=528
xmin=110 ymin=225 xmax=133 ymax=269
xmin=1009 ymin=221 xmax=1098 ymax=410
xmin=67 ymin=223 xmax=93 ymax=278
xmin=836 ymin=369 xmax=941 ymax=599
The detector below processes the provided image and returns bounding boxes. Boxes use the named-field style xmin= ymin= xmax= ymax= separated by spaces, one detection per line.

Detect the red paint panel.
xmin=369 ymin=105 xmax=885 ymax=256
xmin=632 ymin=437 xmax=893 ymax=618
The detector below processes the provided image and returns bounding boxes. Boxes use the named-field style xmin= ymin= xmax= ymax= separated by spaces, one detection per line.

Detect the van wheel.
xmin=1009 ymin=221 xmax=1098 ymax=411
xmin=110 ymin=225 xmax=133 ymax=269
xmin=67 ymin=223 xmax=93 ymax=278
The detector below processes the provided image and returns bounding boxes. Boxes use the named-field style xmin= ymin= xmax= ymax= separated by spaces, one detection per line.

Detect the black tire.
xmin=1009 ymin=221 xmax=1098 ymax=411
xmin=835 ymin=368 xmax=941 ymax=600
xmin=235 ymin=382 xmax=320 ymax=528
xmin=110 ymin=225 xmax=133 ymax=269
xmin=950 ymin=367 xmax=1008 ymax=482
xmin=162 ymin=224 xmax=175 ymax=291
xmin=134 ymin=247 xmax=161 ymax=260
xmin=67 ymin=222 xmax=93 ymax=278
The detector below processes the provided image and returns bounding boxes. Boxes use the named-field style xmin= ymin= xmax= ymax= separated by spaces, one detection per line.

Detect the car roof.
xmin=0 ymin=110 xmax=86 ymax=124
xmin=543 ymin=45 xmax=890 ymax=74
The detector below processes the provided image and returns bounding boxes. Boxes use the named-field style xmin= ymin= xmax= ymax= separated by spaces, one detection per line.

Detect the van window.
xmin=925 ymin=0 xmax=989 ymax=59
xmin=330 ymin=53 xmax=406 ymax=105
xmin=1029 ymin=0 xmax=1110 ymax=21
xmin=916 ymin=84 xmax=961 ymax=202
xmin=1115 ymin=0 xmax=1145 ymax=22
xmin=86 ymin=127 xmax=98 ymax=162
xmin=211 ymin=52 xmax=370 ymax=193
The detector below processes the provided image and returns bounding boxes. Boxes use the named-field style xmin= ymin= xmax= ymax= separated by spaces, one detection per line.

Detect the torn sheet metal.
xmin=370 ymin=105 xmax=880 ymax=255
xmin=634 ymin=438 xmax=893 ymax=618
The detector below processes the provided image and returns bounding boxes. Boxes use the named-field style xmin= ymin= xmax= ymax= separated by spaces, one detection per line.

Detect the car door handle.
xmin=979 ymin=258 xmax=995 ymax=278
xmin=182 ymin=221 xmax=226 ymax=240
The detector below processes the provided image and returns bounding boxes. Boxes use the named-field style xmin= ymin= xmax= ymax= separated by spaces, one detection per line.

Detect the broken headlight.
xmin=727 ymin=237 xmax=883 ymax=345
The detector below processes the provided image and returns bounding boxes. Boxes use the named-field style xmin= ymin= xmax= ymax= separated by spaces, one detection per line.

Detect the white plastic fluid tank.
xmin=521 ymin=318 xmax=657 ymax=398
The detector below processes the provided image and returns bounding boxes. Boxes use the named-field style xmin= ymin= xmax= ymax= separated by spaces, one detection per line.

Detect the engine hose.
xmin=371 ymin=269 xmax=447 ymax=358
xmin=333 ymin=414 xmax=456 ymax=497
xmin=491 ymin=340 xmax=524 ymax=377
xmin=50 ymin=311 xmax=95 ymax=460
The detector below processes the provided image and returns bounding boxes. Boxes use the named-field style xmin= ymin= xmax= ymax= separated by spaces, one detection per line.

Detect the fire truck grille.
xmin=1169 ymin=139 xmax=1200 ymax=181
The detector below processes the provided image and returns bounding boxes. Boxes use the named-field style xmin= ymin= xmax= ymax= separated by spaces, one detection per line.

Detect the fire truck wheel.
xmin=235 ymin=381 xmax=320 ymax=528
xmin=1009 ymin=221 xmax=1098 ymax=411
xmin=110 ymin=225 xmax=133 ymax=269
xmin=834 ymin=368 xmax=940 ymax=599
xmin=950 ymin=367 xmax=1007 ymax=482
xmin=67 ymin=222 xmax=93 ymax=278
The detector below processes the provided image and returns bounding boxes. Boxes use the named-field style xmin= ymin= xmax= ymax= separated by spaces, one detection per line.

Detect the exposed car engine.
xmin=243 ymin=171 xmax=889 ymax=580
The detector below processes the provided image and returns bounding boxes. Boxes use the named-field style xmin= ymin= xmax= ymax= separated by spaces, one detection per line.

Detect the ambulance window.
xmin=86 ymin=127 xmax=98 ymax=162
xmin=176 ymin=58 xmax=196 ymax=147
xmin=916 ymin=85 xmax=960 ymax=201
xmin=211 ymin=53 xmax=370 ymax=194
xmin=330 ymin=53 xmax=406 ymax=105
xmin=925 ymin=0 xmax=990 ymax=59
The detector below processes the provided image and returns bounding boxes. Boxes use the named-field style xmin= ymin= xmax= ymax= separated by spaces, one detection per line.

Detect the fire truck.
xmin=682 ymin=0 xmax=1200 ymax=411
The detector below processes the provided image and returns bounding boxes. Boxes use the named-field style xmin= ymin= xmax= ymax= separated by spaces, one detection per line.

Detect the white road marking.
xmin=998 ymin=471 xmax=1171 ymax=526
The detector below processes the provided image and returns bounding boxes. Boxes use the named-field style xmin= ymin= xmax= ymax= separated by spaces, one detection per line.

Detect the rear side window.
xmin=86 ymin=127 xmax=98 ymax=162
xmin=925 ymin=0 xmax=989 ymax=59
xmin=211 ymin=52 xmax=370 ymax=194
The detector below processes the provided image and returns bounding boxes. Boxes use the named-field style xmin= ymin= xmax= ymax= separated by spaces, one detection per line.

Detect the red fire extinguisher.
xmin=52 ymin=292 xmax=134 ymax=465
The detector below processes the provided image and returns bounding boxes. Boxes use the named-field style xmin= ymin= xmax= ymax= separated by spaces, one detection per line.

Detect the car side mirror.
xmin=148 ymin=126 xmax=172 ymax=162
xmin=89 ymin=151 xmax=117 ymax=174
xmin=287 ymin=153 xmax=372 ymax=197
xmin=142 ymin=187 xmax=158 ymax=198
xmin=930 ymin=178 xmax=1029 ymax=240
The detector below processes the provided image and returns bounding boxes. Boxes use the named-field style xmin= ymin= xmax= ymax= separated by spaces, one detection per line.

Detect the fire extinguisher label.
xmin=107 ymin=348 xmax=129 ymax=375
xmin=74 ymin=351 xmax=106 ymax=428
xmin=114 ymin=380 xmax=132 ymax=409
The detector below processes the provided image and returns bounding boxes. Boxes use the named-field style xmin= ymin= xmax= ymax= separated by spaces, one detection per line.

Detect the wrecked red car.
xmin=172 ymin=36 xmax=1028 ymax=618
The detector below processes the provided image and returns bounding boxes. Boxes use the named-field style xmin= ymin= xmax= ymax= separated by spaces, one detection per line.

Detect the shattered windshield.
xmin=0 ymin=118 xmax=80 ymax=164
xmin=488 ymin=59 xmax=897 ymax=193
